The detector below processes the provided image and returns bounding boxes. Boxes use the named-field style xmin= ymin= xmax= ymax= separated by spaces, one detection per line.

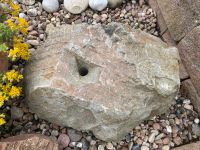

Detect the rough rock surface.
xmin=25 ymin=23 xmax=180 ymax=141
xmin=156 ymin=0 xmax=200 ymax=42
xmin=0 ymin=134 xmax=59 ymax=150
xmin=178 ymin=26 xmax=200 ymax=96
xmin=0 ymin=52 xmax=8 ymax=73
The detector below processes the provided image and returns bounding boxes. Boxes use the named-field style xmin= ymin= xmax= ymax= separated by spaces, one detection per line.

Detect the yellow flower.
xmin=7 ymin=18 xmax=17 ymax=31
xmin=0 ymin=0 xmax=19 ymax=16
xmin=0 ymin=114 xmax=6 ymax=125
xmin=0 ymin=114 xmax=5 ymax=118
xmin=8 ymin=86 xmax=21 ymax=98
xmin=17 ymin=18 xmax=28 ymax=34
xmin=3 ymin=70 xmax=23 ymax=82
xmin=0 ymin=93 xmax=7 ymax=107
xmin=13 ymin=36 xmax=22 ymax=43
xmin=6 ymin=17 xmax=28 ymax=35
xmin=9 ymin=41 xmax=29 ymax=61
xmin=1 ymin=83 xmax=11 ymax=94
xmin=0 ymin=118 xmax=6 ymax=125
xmin=8 ymin=47 xmax=19 ymax=61
xmin=10 ymin=2 xmax=20 ymax=16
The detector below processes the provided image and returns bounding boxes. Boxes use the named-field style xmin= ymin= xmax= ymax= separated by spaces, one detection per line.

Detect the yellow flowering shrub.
xmin=0 ymin=114 xmax=6 ymax=126
xmin=0 ymin=0 xmax=29 ymax=126
xmin=3 ymin=70 xmax=23 ymax=82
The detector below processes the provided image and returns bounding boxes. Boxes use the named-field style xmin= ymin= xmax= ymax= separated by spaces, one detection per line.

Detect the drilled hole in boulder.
xmin=79 ymin=66 xmax=89 ymax=76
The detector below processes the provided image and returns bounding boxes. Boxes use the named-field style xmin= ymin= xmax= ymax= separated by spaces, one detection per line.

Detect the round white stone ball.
xmin=89 ymin=0 xmax=108 ymax=11
xmin=42 ymin=0 xmax=59 ymax=13
xmin=64 ymin=0 xmax=89 ymax=14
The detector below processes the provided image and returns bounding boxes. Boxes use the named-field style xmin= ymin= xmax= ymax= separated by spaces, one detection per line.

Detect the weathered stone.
xmin=0 ymin=134 xmax=59 ymax=150
xmin=25 ymin=23 xmax=180 ymax=141
xmin=156 ymin=0 xmax=200 ymax=41
xmin=178 ymin=26 xmax=200 ymax=95
xmin=0 ymin=52 xmax=8 ymax=73
xmin=179 ymin=61 xmax=189 ymax=81
xmin=172 ymin=141 xmax=200 ymax=150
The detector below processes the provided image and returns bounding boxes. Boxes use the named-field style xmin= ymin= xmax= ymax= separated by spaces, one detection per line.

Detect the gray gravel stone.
xmin=11 ymin=106 xmax=24 ymax=120
xmin=67 ymin=129 xmax=82 ymax=142
xmin=27 ymin=8 xmax=37 ymax=17
xmin=192 ymin=124 xmax=200 ymax=136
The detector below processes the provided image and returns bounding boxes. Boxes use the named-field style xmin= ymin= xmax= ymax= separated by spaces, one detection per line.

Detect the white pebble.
xmin=148 ymin=132 xmax=156 ymax=143
xmin=19 ymin=13 xmax=27 ymax=19
xmin=89 ymin=0 xmax=108 ymax=11
xmin=184 ymin=104 xmax=193 ymax=110
xmin=90 ymin=140 xmax=96 ymax=145
xmin=194 ymin=118 xmax=200 ymax=124
xmin=76 ymin=142 xmax=83 ymax=148
xmin=71 ymin=142 xmax=76 ymax=146
xmin=162 ymin=145 xmax=170 ymax=150
xmin=27 ymin=8 xmax=37 ymax=17
xmin=166 ymin=125 xmax=172 ymax=133
xmin=141 ymin=145 xmax=149 ymax=150
xmin=98 ymin=145 xmax=105 ymax=150
xmin=183 ymin=99 xmax=191 ymax=104
xmin=106 ymin=142 xmax=114 ymax=150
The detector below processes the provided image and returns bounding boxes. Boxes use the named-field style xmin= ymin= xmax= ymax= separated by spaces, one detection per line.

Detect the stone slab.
xmin=172 ymin=141 xmax=200 ymax=150
xmin=156 ymin=0 xmax=200 ymax=42
xmin=178 ymin=25 xmax=200 ymax=95
xmin=0 ymin=134 xmax=59 ymax=150
xmin=179 ymin=61 xmax=189 ymax=81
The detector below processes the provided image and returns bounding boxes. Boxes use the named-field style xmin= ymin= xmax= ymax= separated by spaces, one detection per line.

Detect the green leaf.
xmin=0 ymin=15 xmax=6 ymax=23
xmin=0 ymin=43 xmax=8 ymax=52
xmin=0 ymin=23 xmax=14 ymax=46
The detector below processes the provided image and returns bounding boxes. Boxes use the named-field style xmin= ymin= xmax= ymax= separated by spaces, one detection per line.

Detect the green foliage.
xmin=0 ymin=24 xmax=14 ymax=46
xmin=0 ymin=43 xmax=8 ymax=52
xmin=0 ymin=15 xmax=6 ymax=23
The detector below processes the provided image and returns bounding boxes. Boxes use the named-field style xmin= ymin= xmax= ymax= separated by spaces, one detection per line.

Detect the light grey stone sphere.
xmin=64 ymin=0 xmax=89 ymax=14
xmin=89 ymin=0 xmax=108 ymax=11
xmin=42 ymin=0 xmax=59 ymax=13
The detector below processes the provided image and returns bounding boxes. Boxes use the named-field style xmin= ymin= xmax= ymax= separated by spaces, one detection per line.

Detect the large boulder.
xmin=24 ymin=23 xmax=180 ymax=141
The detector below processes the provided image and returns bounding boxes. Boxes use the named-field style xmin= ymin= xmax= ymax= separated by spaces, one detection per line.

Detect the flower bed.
xmin=0 ymin=0 xmax=29 ymax=125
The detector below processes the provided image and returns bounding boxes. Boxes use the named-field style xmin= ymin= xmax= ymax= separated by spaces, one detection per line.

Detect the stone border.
xmin=0 ymin=134 xmax=59 ymax=150
xmin=147 ymin=0 xmax=200 ymax=114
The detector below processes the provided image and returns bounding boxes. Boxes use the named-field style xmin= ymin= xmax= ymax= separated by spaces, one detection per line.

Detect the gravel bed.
xmin=0 ymin=0 xmax=200 ymax=150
